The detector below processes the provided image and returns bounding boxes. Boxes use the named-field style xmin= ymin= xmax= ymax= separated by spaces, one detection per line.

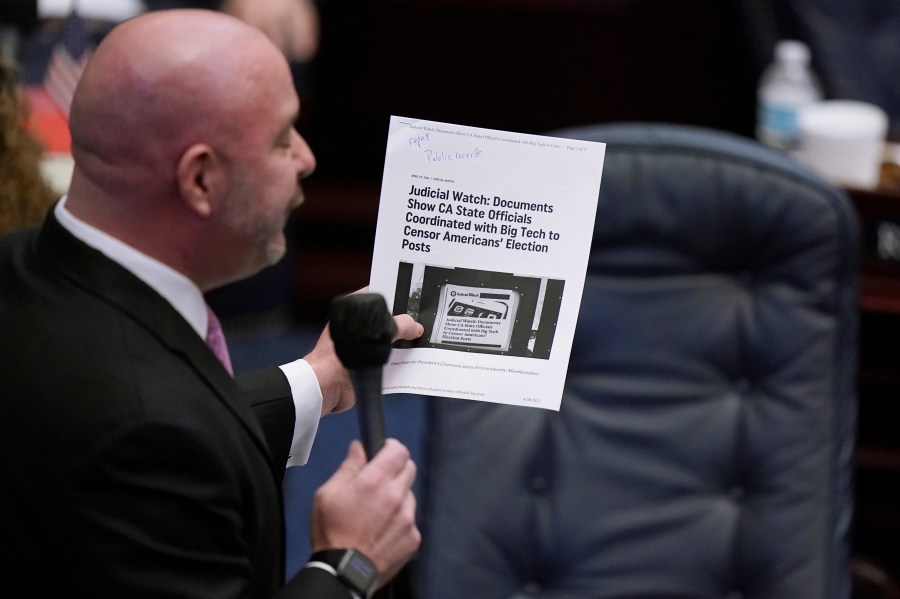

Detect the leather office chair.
xmin=414 ymin=123 xmax=860 ymax=598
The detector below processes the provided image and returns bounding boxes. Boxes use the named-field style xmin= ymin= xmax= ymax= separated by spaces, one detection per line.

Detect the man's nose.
xmin=293 ymin=130 xmax=317 ymax=180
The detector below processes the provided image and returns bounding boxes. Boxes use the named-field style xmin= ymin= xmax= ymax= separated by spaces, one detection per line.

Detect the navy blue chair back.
xmin=415 ymin=123 xmax=860 ymax=599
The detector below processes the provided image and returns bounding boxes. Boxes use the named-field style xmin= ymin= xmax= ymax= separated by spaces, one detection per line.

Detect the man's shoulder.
xmin=0 ymin=225 xmax=45 ymax=312
xmin=0 ymin=224 xmax=40 ymax=256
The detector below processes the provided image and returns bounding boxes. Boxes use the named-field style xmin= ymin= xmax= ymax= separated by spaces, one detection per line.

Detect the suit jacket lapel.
xmin=35 ymin=211 xmax=277 ymax=469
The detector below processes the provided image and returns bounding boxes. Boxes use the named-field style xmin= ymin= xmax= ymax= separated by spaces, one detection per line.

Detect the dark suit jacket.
xmin=0 ymin=211 xmax=350 ymax=599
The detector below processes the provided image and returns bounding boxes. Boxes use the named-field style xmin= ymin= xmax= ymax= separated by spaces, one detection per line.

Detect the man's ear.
xmin=176 ymin=143 xmax=222 ymax=218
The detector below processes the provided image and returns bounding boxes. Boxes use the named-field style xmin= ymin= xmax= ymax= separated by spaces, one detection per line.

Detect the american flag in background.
xmin=43 ymin=9 xmax=94 ymax=117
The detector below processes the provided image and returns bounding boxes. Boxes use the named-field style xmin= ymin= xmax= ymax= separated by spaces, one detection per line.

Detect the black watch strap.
xmin=309 ymin=549 xmax=379 ymax=599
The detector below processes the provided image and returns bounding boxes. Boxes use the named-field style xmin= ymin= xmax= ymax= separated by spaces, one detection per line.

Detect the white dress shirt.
xmin=54 ymin=197 xmax=320 ymax=467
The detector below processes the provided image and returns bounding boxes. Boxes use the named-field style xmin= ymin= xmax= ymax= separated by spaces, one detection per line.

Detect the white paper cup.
xmin=795 ymin=100 xmax=889 ymax=189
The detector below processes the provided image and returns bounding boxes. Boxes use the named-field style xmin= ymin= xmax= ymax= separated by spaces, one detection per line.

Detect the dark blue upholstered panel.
xmin=416 ymin=123 xmax=859 ymax=599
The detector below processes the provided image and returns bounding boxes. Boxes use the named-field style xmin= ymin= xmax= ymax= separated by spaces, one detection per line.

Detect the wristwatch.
xmin=309 ymin=549 xmax=379 ymax=599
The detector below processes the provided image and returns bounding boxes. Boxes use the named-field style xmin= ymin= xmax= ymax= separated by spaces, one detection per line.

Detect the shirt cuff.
xmin=279 ymin=358 xmax=322 ymax=467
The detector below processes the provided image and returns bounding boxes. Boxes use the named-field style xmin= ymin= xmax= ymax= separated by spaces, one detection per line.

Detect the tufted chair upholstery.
xmin=414 ymin=123 xmax=860 ymax=599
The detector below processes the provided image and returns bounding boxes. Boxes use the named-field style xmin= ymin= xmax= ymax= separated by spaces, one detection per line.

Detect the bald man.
xmin=0 ymin=9 xmax=422 ymax=599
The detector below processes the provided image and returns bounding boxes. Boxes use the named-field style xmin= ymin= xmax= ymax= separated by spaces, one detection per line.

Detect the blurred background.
xmin=3 ymin=0 xmax=900 ymax=592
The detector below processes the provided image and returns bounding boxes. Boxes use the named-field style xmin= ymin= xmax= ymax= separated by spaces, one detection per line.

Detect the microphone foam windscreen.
xmin=328 ymin=293 xmax=397 ymax=368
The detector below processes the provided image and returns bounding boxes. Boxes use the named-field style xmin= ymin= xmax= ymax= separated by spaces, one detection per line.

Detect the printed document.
xmin=369 ymin=116 xmax=605 ymax=411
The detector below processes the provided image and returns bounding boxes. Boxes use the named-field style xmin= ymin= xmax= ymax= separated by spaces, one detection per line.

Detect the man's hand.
xmin=308 ymin=439 xmax=421 ymax=586
xmin=305 ymin=313 xmax=424 ymax=416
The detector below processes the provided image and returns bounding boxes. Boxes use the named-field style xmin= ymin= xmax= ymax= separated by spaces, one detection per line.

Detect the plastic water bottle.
xmin=756 ymin=40 xmax=823 ymax=152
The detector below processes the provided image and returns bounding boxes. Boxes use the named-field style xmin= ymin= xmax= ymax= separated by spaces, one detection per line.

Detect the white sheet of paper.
xmin=369 ymin=116 xmax=605 ymax=411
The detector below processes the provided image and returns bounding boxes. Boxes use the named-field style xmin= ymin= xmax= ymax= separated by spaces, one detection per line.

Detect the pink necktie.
xmin=205 ymin=304 xmax=234 ymax=376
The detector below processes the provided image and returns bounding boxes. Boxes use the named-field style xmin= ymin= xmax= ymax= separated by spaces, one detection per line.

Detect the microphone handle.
xmin=350 ymin=366 xmax=404 ymax=599
xmin=350 ymin=366 xmax=386 ymax=459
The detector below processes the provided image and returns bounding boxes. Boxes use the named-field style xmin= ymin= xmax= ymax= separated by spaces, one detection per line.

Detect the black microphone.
xmin=328 ymin=293 xmax=397 ymax=459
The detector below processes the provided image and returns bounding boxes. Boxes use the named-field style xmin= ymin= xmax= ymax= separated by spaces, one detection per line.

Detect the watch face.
xmin=340 ymin=550 xmax=378 ymax=593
